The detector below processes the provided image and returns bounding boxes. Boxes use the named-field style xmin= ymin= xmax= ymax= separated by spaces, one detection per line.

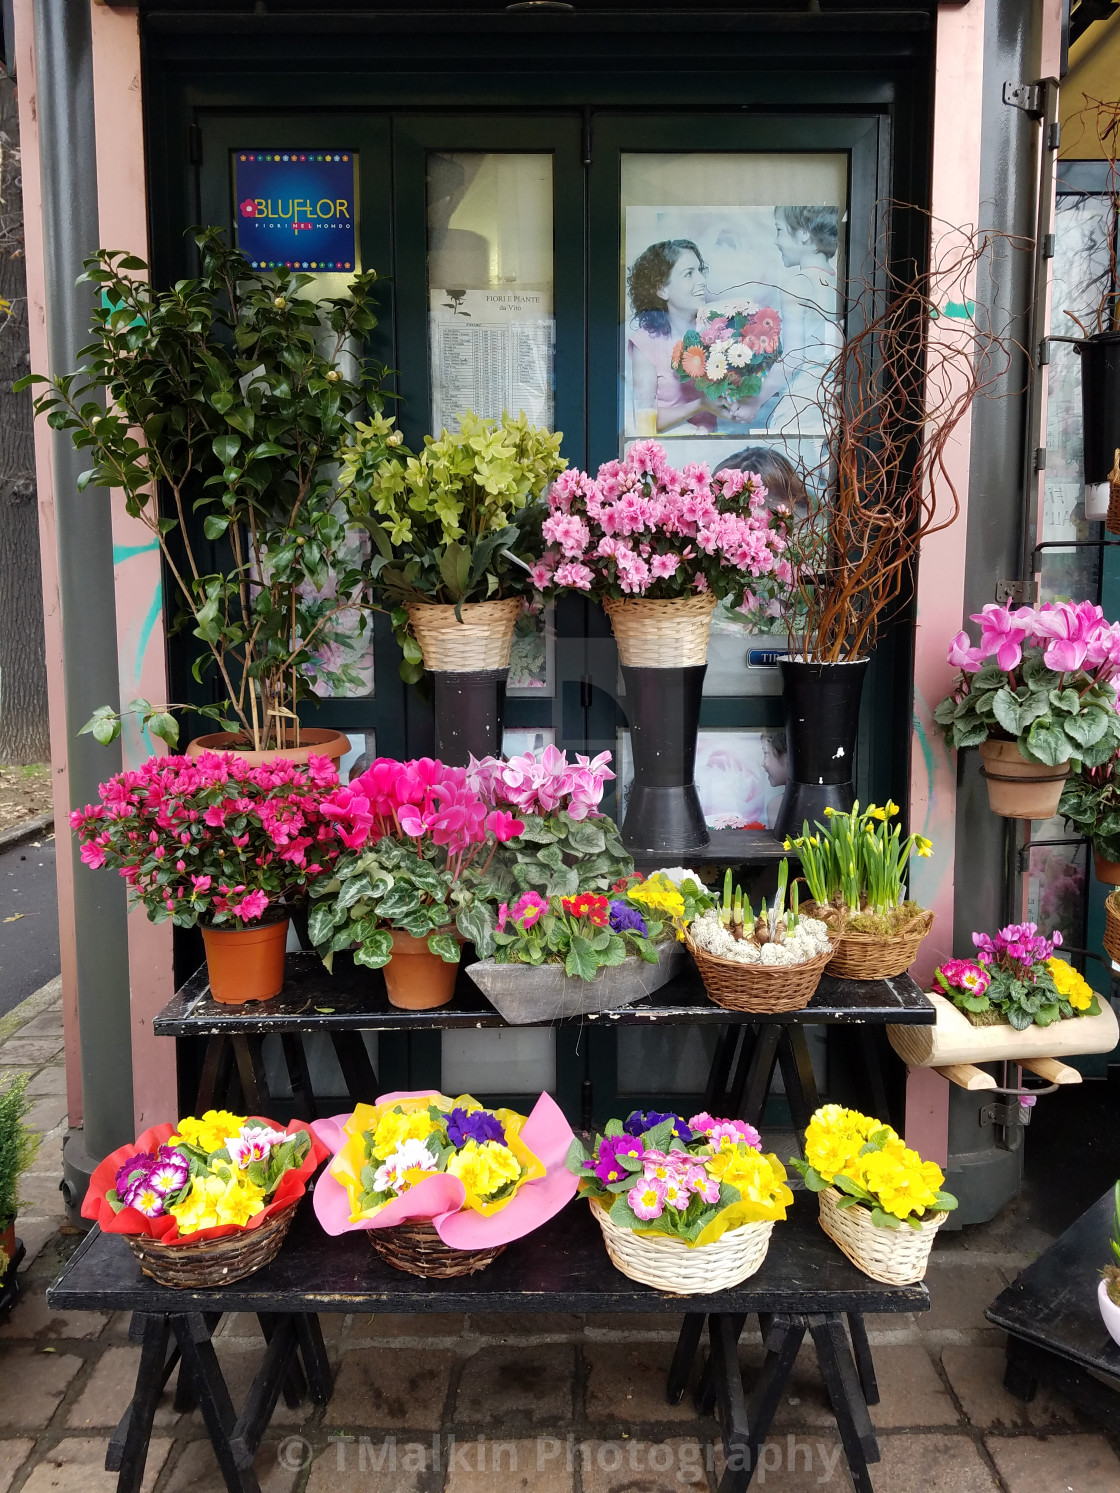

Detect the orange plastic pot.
xmin=186 ymin=729 xmax=350 ymax=767
xmin=202 ymin=918 xmax=290 ymax=1005
xmin=382 ymin=930 xmax=460 ymax=1011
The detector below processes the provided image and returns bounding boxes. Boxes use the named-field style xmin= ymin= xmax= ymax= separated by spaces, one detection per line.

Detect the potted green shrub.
xmin=0 ymin=1075 xmax=40 ymax=1274
xmin=17 ymin=229 xmax=386 ymax=760
xmin=337 ymin=410 xmax=565 ymax=761
xmin=1060 ymin=758 xmax=1120 ymax=885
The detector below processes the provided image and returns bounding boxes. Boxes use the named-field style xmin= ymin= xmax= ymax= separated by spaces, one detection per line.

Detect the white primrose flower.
xmin=373 ymin=1137 xmax=438 ymax=1194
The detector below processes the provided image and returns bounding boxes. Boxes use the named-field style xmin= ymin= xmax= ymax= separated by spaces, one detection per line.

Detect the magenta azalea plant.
xmin=532 ymin=441 xmax=789 ymax=603
xmin=935 ymin=601 xmax=1120 ymax=768
xmin=70 ymin=753 xmax=342 ymax=929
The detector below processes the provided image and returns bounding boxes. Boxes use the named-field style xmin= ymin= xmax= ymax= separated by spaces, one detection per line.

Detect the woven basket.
xmin=685 ymin=933 xmax=832 ymax=1014
xmin=603 ymin=593 xmax=716 ymax=668
xmin=125 ymin=1203 xmax=297 ymax=1288
xmin=1105 ymin=891 xmax=1120 ymax=965
xmin=590 ymin=1198 xmax=774 ymax=1294
xmin=821 ymin=907 xmax=934 ymax=981
xmin=817 ymin=1186 xmax=945 ymax=1285
xmin=406 ymin=598 xmax=521 ymax=672
xmin=368 ymin=1219 xmax=506 ymax=1278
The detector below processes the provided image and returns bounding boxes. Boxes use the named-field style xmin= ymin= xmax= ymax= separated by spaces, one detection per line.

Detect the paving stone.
xmin=581 ymin=1436 xmax=708 ymax=1491
xmin=0 ymin=1439 xmax=34 ymax=1493
xmin=0 ymin=1039 xmax=65 ymax=1067
xmin=18 ymin=1173 xmax=67 ymax=1213
xmin=0 ymin=1279 xmax=108 ymax=1341
xmin=873 ymin=1432 xmax=999 ymax=1491
xmin=26 ymin=1066 xmax=68 ymax=1097
xmin=17 ymin=1437 xmax=171 ymax=1493
xmin=346 ymin=1311 xmax=465 ymax=1339
xmin=307 ymin=1433 xmax=433 ymax=1492
xmin=25 ymin=1096 xmax=69 ymax=1136
xmin=13 ymin=1013 xmax=65 ymax=1038
xmin=160 ymin=1436 xmax=297 ymax=1493
xmin=941 ymin=1344 xmax=1084 ymax=1429
xmin=447 ymin=1437 xmax=574 ymax=1493
xmin=15 ymin=1218 xmax=71 ymax=1273
xmin=0 ymin=1345 xmax=83 ymax=1428
xmin=712 ymin=1433 xmax=851 ymax=1491
xmin=182 ymin=1342 xmax=331 ymax=1429
xmin=325 ymin=1347 xmax=454 ymax=1429
xmin=867 ymin=1344 xmax=959 ymax=1428
xmin=584 ymin=1341 xmax=699 ymax=1423
xmin=66 ymin=1345 xmax=180 ymax=1429
xmin=986 ymin=1432 xmax=1120 ymax=1492
xmin=453 ymin=1343 xmax=575 ymax=1427
xmin=921 ymin=1262 xmax=1008 ymax=1333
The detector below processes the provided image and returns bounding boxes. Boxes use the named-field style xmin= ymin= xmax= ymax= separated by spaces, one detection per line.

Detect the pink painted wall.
xmin=13 ymin=0 xmax=83 ymax=1127
xmin=89 ymin=2 xmax=177 ymax=1131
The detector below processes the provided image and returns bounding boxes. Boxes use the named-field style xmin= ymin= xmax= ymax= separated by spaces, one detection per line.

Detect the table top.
xmin=47 ymin=1194 xmax=929 ymax=1318
xmin=986 ymin=1190 xmax=1120 ymax=1380
xmin=154 ymin=954 xmax=934 ymax=1036
xmin=632 ymin=828 xmax=792 ymax=869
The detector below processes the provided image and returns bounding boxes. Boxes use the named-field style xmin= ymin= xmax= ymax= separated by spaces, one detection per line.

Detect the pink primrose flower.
xmin=627 ymin=1176 xmax=668 ymax=1221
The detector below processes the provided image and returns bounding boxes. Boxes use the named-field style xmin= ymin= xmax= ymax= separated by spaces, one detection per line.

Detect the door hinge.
xmin=1038 ymin=338 xmax=1051 ymax=366
xmin=1047 ymin=121 xmax=1062 ymax=151
xmin=1034 ymin=446 xmax=1047 ymax=471
xmin=1041 ymin=232 xmax=1055 ymax=259
xmin=1003 ymin=81 xmax=1045 ymax=118
xmin=995 ymin=579 xmax=1028 ymax=605
xmin=188 ymin=124 xmax=203 ymax=166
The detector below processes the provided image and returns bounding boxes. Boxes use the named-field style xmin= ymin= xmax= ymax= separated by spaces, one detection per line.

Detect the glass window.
xmin=427 ymin=152 xmax=555 ymax=432
xmin=441 ymin=1028 xmax=556 ymax=1096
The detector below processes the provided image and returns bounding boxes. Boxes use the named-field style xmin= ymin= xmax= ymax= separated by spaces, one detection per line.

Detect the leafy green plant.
xmin=17 ymin=229 xmax=386 ymax=750
xmin=1060 ymin=759 xmax=1120 ymax=862
xmin=337 ymin=410 xmax=566 ymax=681
xmin=0 ymin=1075 xmax=40 ymax=1231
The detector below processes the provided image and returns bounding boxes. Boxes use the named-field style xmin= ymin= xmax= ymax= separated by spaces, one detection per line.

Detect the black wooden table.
xmin=986 ymin=1189 xmax=1120 ymax=1430
xmin=48 ymin=1198 xmax=927 ymax=1493
xmin=155 ymin=953 xmax=933 ymax=1133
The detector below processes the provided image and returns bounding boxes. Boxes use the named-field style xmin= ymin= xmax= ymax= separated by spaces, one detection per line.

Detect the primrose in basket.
xmin=686 ymin=860 xmax=831 ymax=967
xmin=791 ymin=1105 xmax=957 ymax=1231
xmin=566 ymin=1109 xmax=792 ymax=1244
xmin=108 ymin=1110 xmax=314 ymax=1232
xmin=341 ymin=1096 xmax=546 ymax=1218
xmin=784 ymin=801 xmax=932 ymax=937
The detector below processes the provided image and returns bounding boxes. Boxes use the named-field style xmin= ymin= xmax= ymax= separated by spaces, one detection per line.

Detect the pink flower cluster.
xmin=934 ymin=958 xmax=991 ymax=997
xmin=467 ymin=746 xmax=614 ymax=822
xmin=318 ymin=757 xmax=524 ymax=867
xmin=70 ymin=752 xmax=342 ymax=929
xmin=532 ymin=441 xmax=789 ymax=601
xmin=627 ymin=1147 xmax=722 ymax=1219
xmin=972 ymin=921 xmax=1061 ymax=978
xmin=948 ymin=601 xmax=1120 ymax=680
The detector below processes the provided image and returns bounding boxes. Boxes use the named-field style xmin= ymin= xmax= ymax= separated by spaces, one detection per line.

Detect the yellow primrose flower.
xmin=447 ymin=1140 xmax=522 ymax=1202
xmin=170 ymin=1110 xmax=247 ymax=1155
xmin=1047 ymin=958 xmax=1095 ymax=1011
xmin=370 ymin=1106 xmax=436 ymax=1161
xmin=628 ymin=874 xmax=685 ymax=921
xmin=169 ymin=1172 xmax=266 ymax=1234
xmin=855 ymin=1147 xmax=943 ymax=1220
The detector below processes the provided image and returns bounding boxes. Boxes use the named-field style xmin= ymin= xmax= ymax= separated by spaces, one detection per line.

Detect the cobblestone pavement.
xmin=2 ymin=985 xmax=1120 ymax=1492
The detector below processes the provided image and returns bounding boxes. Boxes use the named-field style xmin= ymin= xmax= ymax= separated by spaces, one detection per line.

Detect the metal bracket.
xmin=1003 ymin=81 xmax=1045 ymax=118
xmin=981 ymin=1099 xmax=1034 ymax=1128
xmin=995 ymin=579 xmax=1028 ymax=604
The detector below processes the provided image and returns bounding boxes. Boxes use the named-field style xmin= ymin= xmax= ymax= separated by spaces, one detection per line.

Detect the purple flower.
xmin=446 ymin=1107 xmax=506 ymax=1149
xmin=148 ymin=1145 xmax=191 ymax=1196
xmin=609 ymin=900 xmax=648 ymax=936
xmin=593 ymin=1133 xmax=645 ymax=1185
xmin=115 ymin=1151 xmax=157 ymax=1203
xmin=623 ymin=1110 xmax=692 ymax=1142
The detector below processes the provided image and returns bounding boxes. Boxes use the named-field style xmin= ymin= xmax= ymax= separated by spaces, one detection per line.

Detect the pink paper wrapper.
xmin=312 ymin=1090 xmax=578 ymax=1249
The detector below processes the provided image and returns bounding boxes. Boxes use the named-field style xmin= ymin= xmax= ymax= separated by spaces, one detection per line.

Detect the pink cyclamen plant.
xmin=70 ymin=752 xmax=342 ymax=929
xmin=467 ymin=745 xmax=614 ymax=822
xmin=533 ymin=440 xmax=789 ymax=602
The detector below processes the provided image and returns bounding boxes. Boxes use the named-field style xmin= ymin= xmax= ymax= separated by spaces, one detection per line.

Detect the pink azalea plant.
xmin=532 ymin=441 xmax=789 ymax=603
xmin=935 ymin=601 xmax=1120 ymax=768
xmin=70 ymin=752 xmax=342 ymax=930
xmin=306 ymin=757 xmax=526 ymax=969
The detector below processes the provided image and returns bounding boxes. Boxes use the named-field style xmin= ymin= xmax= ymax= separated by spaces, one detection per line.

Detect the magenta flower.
xmin=971 ymin=604 xmax=1033 ymax=671
xmin=947 ymin=631 xmax=984 ymax=673
xmin=509 ymin=891 xmax=548 ymax=930
xmin=593 ymin=1133 xmax=644 ymax=1185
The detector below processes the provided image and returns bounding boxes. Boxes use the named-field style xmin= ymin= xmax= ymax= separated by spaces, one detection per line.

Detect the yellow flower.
xmin=169 ymin=1171 xmax=266 ymax=1235
xmin=867 ymin=805 xmax=887 ymax=822
xmin=447 ymin=1140 xmax=522 ymax=1205
xmin=370 ymin=1106 xmax=436 ymax=1161
xmin=915 ymin=836 xmax=933 ymax=858
xmin=803 ymin=1105 xmax=893 ymax=1183
xmin=1047 ymin=958 xmax=1095 ymax=1011
xmin=170 ymin=1110 xmax=247 ymax=1155
xmin=628 ymin=873 xmax=685 ymax=921
xmin=854 ymin=1146 xmax=944 ymax=1221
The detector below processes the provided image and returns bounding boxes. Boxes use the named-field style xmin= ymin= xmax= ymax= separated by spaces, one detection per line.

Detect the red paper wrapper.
xmin=82 ymin=1117 xmax=328 ymax=1247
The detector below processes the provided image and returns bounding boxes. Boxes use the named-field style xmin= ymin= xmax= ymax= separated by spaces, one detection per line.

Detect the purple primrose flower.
xmin=609 ymin=899 xmax=648 ymax=936
xmin=622 ymin=1110 xmax=693 ymax=1142
xmin=593 ymin=1133 xmax=645 ymax=1185
xmin=446 ymin=1107 xmax=506 ymax=1149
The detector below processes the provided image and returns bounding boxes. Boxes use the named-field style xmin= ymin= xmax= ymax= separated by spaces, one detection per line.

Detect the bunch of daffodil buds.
xmin=785 ymin=802 xmax=932 ymax=917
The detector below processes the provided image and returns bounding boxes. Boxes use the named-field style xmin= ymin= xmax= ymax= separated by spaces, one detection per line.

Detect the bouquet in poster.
xmin=82 ymin=1109 xmax=326 ymax=1242
xmin=671 ymin=300 xmax=782 ymax=403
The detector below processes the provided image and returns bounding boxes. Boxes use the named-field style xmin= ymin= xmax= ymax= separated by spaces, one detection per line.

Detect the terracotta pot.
xmin=186 ymin=728 xmax=350 ymax=767
xmin=202 ymin=918 xmax=290 ymax=1005
xmin=382 ymin=930 xmax=460 ymax=1010
xmin=0 ymin=1222 xmax=14 ymax=1277
xmin=978 ymin=739 xmax=1069 ymax=820
xmin=1094 ymin=851 xmax=1120 ymax=886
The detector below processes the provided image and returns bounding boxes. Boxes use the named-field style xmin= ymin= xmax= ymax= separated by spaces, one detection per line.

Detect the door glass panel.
xmin=427 ymin=152 xmax=555 ymax=433
xmin=619 ymin=151 xmax=847 ymax=696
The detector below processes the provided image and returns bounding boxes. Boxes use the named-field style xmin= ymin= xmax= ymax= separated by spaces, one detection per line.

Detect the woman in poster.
xmin=626 ymin=240 xmax=721 ymax=434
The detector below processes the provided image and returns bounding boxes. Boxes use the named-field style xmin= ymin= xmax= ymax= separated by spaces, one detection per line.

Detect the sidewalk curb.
xmin=0 ymin=813 xmax=55 ymax=855
xmin=0 ymin=975 xmax=63 ymax=1049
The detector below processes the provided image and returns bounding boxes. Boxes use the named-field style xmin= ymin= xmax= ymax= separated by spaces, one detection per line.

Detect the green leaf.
xmin=353 ymin=929 xmax=394 ymax=968
xmin=306 ymin=902 xmax=339 ymax=949
xmin=148 ymin=713 xmax=179 ymax=747
xmin=564 ymin=932 xmax=600 ymax=982
xmin=203 ymin=514 xmax=231 ymax=540
xmin=456 ymin=901 xmax=496 ymax=957
xmin=564 ymin=819 xmax=606 ymax=855
xmin=427 ymin=932 xmax=461 ymax=965
xmin=438 ymin=541 xmax=472 ymax=600
xmin=1022 ymin=719 xmax=1072 ymax=767
xmin=212 ymin=434 xmax=241 ymax=465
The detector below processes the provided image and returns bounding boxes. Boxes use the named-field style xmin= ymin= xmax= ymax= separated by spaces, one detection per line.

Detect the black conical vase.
xmin=1078 ymin=330 xmax=1120 ymax=485
xmin=620 ymin=664 xmax=710 ymax=856
xmin=432 ymin=669 xmax=508 ymax=766
xmin=773 ymin=657 xmax=869 ymax=839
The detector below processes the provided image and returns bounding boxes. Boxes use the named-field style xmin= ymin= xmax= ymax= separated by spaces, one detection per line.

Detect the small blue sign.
xmin=747 ymin=647 xmax=789 ymax=669
xmin=232 ymin=150 xmax=359 ymax=272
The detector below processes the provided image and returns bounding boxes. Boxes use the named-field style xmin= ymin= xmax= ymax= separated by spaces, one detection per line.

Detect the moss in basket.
xmin=791 ymin=1104 xmax=957 ymax=1231
xmin=0 ymin=1074 xmax=39 ymax=1235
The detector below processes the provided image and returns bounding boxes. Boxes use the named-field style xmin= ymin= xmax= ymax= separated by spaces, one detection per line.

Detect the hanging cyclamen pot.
xmin=407 ymin=598 xmax=521 ymax=767
xmin=773 ymin=657 xmax=869 ymax=839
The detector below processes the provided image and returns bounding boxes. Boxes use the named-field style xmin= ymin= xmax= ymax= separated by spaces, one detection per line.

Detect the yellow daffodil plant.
xmin=332 ymin=1094 xmax=545 ymax=1221
xmin=784 ymin=801 xmax=932 ymax=935
xmin=792 ymin=1105 xmax=957 ymax=1231
xmin=567 ymin=1109 xmax=792 ymax=1247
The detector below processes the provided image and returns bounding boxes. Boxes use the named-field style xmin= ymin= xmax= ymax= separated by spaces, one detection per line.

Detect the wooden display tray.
xmin=887 ymin=991 xmax=1119 ymax=1069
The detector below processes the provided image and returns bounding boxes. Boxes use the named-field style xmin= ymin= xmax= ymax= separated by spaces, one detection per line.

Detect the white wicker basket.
xmin=589 ymin=1197 xmax=774 ymax=1294
xmin=817 ymin=1185 xmax=946 ymax=1285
